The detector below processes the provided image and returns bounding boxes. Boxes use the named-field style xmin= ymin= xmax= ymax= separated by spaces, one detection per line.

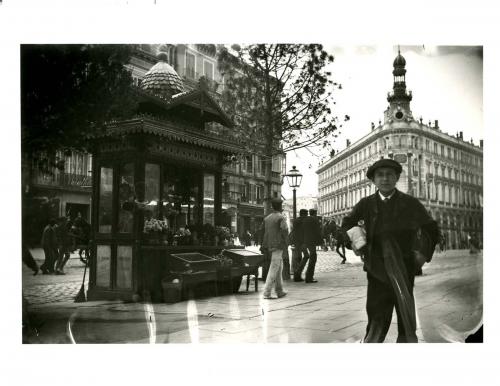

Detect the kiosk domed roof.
xmin=141 ymin=53 xmax=184 ymax=97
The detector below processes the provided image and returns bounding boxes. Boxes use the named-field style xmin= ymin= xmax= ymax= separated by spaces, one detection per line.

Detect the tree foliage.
xmin=217 ymin=44 xmax=348 ymax=157
xmin=21 ymin=44 xmax=138 ymax=163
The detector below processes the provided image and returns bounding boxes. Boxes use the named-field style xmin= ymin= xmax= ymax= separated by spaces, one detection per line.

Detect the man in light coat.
xmin=262 ymin=199 xmax=289 ymax=299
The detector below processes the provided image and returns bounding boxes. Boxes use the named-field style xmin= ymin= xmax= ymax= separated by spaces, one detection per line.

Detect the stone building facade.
xmin=317 ymin=50 xmax=483 ymax=249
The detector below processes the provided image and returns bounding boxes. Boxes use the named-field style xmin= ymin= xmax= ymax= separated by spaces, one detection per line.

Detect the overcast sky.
xmin=282 ymin=45 xmax=484 ymax=200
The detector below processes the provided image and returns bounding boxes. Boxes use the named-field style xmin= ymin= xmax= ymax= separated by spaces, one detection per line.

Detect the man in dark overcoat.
xmin=296 ymin=208 xmax=322 ymax=283
xmin=291 ymin=209 xmax=309 ymax=282
xmin=342 ymin=158 xmax=439 ymax=343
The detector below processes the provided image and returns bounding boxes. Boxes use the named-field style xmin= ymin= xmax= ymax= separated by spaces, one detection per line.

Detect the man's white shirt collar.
xmin=378 ymin=190 xmax=395 ymax=201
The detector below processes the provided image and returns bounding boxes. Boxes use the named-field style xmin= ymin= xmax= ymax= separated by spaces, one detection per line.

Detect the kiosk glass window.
xmin=162 ymin=166 xmax=200 ymax=232
xmin=118 ymin=163 xmax=135 ymax=233
xmin=98 ymin=167 xmax=113 ymax=233
xmin=203 ymin=173 xmax=215 ymax=225
xmin=96 ymin=245 xmax=111 ymax=287
xmin=145 ymin=163 xmax=160 ymax=220
xmin=116 ymin=245 xmax=133 ymax=289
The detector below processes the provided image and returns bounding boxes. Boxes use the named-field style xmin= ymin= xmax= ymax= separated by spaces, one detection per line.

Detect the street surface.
xmin=22 ymin=247 xmax=482 ymax=343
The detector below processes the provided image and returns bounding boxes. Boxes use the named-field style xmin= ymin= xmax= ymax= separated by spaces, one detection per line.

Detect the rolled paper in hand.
xmin=347 ymin=226 xmax=367 ymax=252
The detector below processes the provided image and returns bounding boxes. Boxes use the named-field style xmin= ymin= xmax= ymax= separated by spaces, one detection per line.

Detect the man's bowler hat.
xmin=366 ymin=158 xmax=403 ymax=180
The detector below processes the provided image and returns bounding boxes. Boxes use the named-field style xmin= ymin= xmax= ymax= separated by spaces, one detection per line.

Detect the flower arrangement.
xmin=172 ymin=227 xmax=192 ymax=246
xmin=143 ymin=218 xmax=168 ymax=234
xmin=175 ymin=227 xmax=191 ymax=237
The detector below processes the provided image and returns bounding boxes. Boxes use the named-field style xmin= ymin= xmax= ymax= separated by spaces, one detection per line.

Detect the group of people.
xmin=260 ymin=158 xmax=440 ymax=343
xmin=290 ymin=208 xmax=322 ymax=283
xmin=259 ymin=205 xmax=334 ymax=298
xmin=24 ymin=213 xmax=91 ymax=276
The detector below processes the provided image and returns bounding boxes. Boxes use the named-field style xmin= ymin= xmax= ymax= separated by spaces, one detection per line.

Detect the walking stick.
xmin=74 ymin=252 xmax=88 ymax=303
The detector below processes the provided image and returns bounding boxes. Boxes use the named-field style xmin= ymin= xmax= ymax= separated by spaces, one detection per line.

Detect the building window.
xmin=244 ymin=155 xmax=253 ymax=173
xmin=426 ymin=140 xmax=430 ymax=151
xmin=186 ymin=52 xmax=196 ymax=79
xmin=271 ymin=156 xmax=282 ymax=173
xmin=440 ymin=145 xmax=444 ymax=156
xmin=434 ymin=143 xmax=438 ymax=154
xmin=203 ymin=60 xmax=214 ymax=80
xmin=255 ymin=156 xmax=263 ymax=176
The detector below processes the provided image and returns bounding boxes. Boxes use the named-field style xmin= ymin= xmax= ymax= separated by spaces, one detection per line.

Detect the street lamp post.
xmin=284 ymin=165 xmax=303 ymax=220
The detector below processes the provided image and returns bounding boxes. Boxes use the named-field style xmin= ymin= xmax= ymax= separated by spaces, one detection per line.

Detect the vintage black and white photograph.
xmin=20 ymin=42 xmax=483 ymax=344
xmin=1 ymin=1 xmax=498 ymax=385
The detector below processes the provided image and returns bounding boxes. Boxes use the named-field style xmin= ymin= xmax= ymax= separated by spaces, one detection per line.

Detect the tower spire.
xmin=384 ymin=47 xmax=413 ymax=123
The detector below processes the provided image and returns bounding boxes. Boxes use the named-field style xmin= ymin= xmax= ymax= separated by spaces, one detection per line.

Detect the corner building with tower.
xmin=317 ymin=50 xmax=483 ymax=249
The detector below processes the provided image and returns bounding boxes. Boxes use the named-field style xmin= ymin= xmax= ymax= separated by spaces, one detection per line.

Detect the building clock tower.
xmin=384 ymin=47 xmax=414 ymax=124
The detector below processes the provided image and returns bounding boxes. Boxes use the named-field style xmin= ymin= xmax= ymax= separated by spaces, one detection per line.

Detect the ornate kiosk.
xmin=87 ymin=55 xmax=261 ymax=302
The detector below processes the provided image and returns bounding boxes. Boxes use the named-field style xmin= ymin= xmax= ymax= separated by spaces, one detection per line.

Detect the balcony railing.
xmin=32 ymin=171 xmax=92 ymax=189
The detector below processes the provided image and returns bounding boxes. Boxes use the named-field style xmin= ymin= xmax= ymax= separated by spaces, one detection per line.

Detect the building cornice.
xmin=318 ymin=122 xmax=483 ymax=174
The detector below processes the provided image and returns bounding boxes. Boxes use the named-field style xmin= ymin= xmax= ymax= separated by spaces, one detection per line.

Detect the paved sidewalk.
xmin=23 ymin=249 xmax=89 ymax=305
xmin=22 ymin=248 xmax=482 ymax=343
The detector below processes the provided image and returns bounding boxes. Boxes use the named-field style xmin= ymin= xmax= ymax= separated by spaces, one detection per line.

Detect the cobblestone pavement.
xmin=22 ymin=250 xmax=89 ymax=305
xmin=22 ymin=247 xmax=359 ymax=305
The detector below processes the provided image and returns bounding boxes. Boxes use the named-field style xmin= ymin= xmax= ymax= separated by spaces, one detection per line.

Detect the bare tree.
xmin=218 ymin=44 xmax=348 ymax=211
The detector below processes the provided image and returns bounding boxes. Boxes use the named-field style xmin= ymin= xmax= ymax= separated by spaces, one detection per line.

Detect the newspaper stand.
xmin=86 ymin=70 xmax=248 ymax=302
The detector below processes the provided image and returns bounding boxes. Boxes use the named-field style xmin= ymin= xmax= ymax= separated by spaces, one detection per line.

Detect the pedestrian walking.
xmin=334 ymin=225 xmax=348 ymax=264
xmin=469 ymin=233 xmax=480 ymax=254
xmin=342 ymin=159 xmax=439 ymax=343
xmin=291 ymin=209 xmax=308 ymax=282
xmin=261 ymin=198 xmax=289 ymax=299
xmin=440 ymin=232 xmax=447 ymax=252
xmin=296 ymin=208 xmax=322 ymax=283
xmin=74 ymin=215 xmax=91 ymax=264
xmin=54 ymin=216 xmax=74 ymax=275
xmin=40 ymin=218 xmax=58 ymax=274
